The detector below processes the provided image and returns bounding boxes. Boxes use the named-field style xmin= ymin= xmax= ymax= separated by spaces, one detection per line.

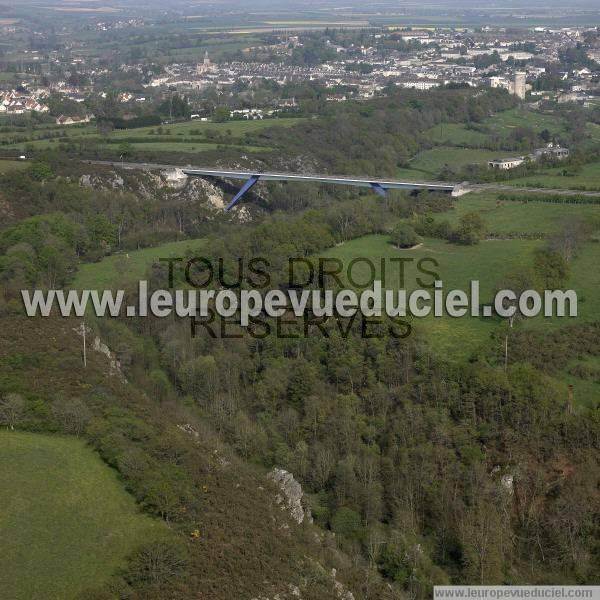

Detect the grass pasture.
xmin=73 ymin=237 xmax=206 ymax=289
xmin=321 ymin=190 xmax=600 ymax=404
xmin=481 ymin=107 xmax=565 ymax=136
xmin=322 ymin=234 xmax=542 ymax=358
xmin=409 ymin=147 xmax=501 ymax=175
xmin=431 ymin=192 xmax=600 ymax=235
xmin=0 ymin=160 xmax=28 ymax=173
xmin=0 ymin=431 xmax=166 ymax=600
xmin=506 ymin=161 xmax=600 ymax=191
xmin=0 ymin=117 xmax=305 ymax=155
xmin=108 ymin=116 xmax=304 ymax=138
xmin=424 ymin=122 xmax=492 ymax=147
xmin=423 ymin=108 xmax=567 ymax=151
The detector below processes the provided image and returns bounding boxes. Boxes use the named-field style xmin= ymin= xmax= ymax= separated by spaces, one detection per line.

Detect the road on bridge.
xmin=83 ymin=160 xmax=600 ymax=200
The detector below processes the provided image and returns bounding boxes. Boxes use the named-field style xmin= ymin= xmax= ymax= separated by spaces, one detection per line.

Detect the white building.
xmin=488 ymin=156 xmax=526 ymax=170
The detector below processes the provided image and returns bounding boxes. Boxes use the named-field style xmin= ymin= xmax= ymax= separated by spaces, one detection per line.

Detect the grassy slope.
xmin=322 ymin=234 xmax=542 ymax=358
xmin=506 ymin=162 xmax=600 ymax=190
xmin=1 ymin=117 xmax=306 ymax=151
xmin=73 ymin=238 xmax=206 ymax=289
xmin=430 ymin=193 xmax=600 ymax=234
xmin=424 ymin=108 xmax=566 ymax=147
xmin=0 ymin=160 xmax=28 ymax=174
xmin=409 ymin=147 xmax=502 ymax=174
xmin=0 ymin=431 xmax=165 ymax=600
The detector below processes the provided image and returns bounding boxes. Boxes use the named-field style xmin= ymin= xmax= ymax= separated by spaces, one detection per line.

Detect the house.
xmin=488 ymin=156 xmax=526 ymax=170
xmin=55 ymin=114 xmax=93 ymax=126
xmin=534 ymin=144 xmax=570 ymax=160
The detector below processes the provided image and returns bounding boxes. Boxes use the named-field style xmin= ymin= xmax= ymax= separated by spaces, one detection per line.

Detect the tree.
xmin=29 ymin=162 xmax=54 ymax=181
xmin=453 ymin=212 xmax=486 ymax=245
xmin=125 ymin=540 xmax=187 ymax=586
xmin=158 ymin=94 xmax=190 ymax=119
xmin=390 ymin=223 xmax=421 ymax=248
xmin=0 ymin=393 xmax=25 ymax=430
xmin=331 ymin=506 xmax=362 ymax=539
xmin=549 ymin=217 xmax=590 ymax=262
xmin=52 ymin=397 xmax=91 ymax=436
xmin=212 ymin=106 xmax=230 ymax=123
xmin=495 ymin=266 xmax=542 ymax=369
xmin=118 ymin=142 xmax=134 ymax=160
xmin=533 ymin=248 xmax=569 ymax=288
xmin=97 ymin=120 xmax=114 ymax=138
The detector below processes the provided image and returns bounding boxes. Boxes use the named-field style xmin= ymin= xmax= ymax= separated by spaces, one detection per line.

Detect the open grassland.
xmin=322 ymin=234 xmax=542 ymax=359
xmin=0 ymin=117 xmax=305 ymax=153
xmin=424 ymin=122 xmax=493 ymax=146
xmin=0 ymin=160 xmax=28 ymax=173
xmin=109 ymin=117 xmax=305 ymax=137
xmin=73 ymin=237 xmax=206 ymax=289
xmin=431 ymin=192 xmax=600 ymax=235
xmin=424 ymin=108 xmax=566 ymax=149
xmin=409 ymin=147 xmax=501 ymax=175
xmin=102 ymin=141 xmax=267 ymax=153
xmin=481 ymin=107 xmax=565 ymax=135
xmin=0 ymin=431 xmax=166 ymax=600
xmin=506 ymin=162 xmax=600 ymax=191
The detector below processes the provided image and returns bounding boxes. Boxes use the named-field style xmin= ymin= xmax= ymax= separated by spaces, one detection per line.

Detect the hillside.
xmin=0 ymin=431 xmax=166 ymax=600
xmin=0 ymin=314 xmax=386 ymax=599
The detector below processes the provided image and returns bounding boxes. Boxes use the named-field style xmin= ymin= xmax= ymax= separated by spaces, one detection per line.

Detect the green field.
xmin=423 ymin=108 xmax=567 ymax=150
xmin=431 ymin=193 xmax=600 ymax=235
xmin=323 ymin=234 xmax=542 ymax=358
xmin=103 ymin=141 xmax=267 ymax=153
xmin=0 ymin=160 xmax=28 ymax=173
xmin=409 ymin=147 xmax=501 ymax=175
xmin=109 ymin=117 xmax=304 ymax=138
xmin=0 ymin=431 xmax=166 ymax=600
xmin=507 ymin=162 xmax=600 ymax=191
xmin=482 ymin=107 xmax=565 ymax=136
xmin=424 ymin=122 xmax=492 ymax=146
xmin=73 ymin=237 xmax=206 ymax=289
xmin=1 ymin=117 xmax=305 ymax=154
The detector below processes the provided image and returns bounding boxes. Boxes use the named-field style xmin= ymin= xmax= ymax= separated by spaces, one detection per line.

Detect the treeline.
xmin=98 ymin=114 xmax=163 ymax=130
xmin=240 ymin=87 xmax=517 ymax=178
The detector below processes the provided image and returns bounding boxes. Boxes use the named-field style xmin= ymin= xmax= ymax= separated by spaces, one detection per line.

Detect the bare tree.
xmin=0 ymin=393 xmax=25 ymax=430
xmin=549 ymin=217 xmax=590 ymax=262
xmin=52 ymin=398 xmax=91 ymax=436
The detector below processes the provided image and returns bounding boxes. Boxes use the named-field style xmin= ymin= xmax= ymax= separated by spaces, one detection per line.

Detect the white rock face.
xmin=161 ymin=167 xmax=188 ymax=189
xmin=92 ymin=336 xmax=125 ymax=379
xmin=331 ymin=569 xmax=355 ymax=600
xmin=79 ymin=174 xmax=92 ymax=187
xmin=191 ymin=177 xmax=225 ymax=209
xmin=72 ymin=325 xmax=126 ymax=381
xmin=269 ymin=468 xmax=312 ymax=525
xmin=501 ymin=474 xmax=514 ymax=495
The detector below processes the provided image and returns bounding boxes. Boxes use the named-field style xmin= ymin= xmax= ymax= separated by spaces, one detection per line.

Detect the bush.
xmin=391 ymin=223 xmax=421 ymax=248
xmin=452 ymin=212 xmax=486 ymax=245
xmin=331 ymin=507 xmax=362 ymax=539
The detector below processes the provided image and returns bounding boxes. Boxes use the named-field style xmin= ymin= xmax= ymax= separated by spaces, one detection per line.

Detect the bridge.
xmin=181 ymin=168 xmax=462 ymax=210
xmin=87 ymin=161 xmax=600 ymax=210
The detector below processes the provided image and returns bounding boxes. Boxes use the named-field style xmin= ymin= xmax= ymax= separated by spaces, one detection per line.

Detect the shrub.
xmin=452 ymin=212 xmax=486 ymax=245
xmin=391 ymin=223 xmax=421 ymax=248
xmin=331 ymin=507 xmax=362 ymax=539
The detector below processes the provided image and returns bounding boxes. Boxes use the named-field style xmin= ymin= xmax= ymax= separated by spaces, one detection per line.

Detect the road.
xmin=83 ymin=160 xmax=600 ymax=199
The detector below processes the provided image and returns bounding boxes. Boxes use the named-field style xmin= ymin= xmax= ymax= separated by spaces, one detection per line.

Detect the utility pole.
xmin=77 ymin=322 xmax=87 ymax=367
